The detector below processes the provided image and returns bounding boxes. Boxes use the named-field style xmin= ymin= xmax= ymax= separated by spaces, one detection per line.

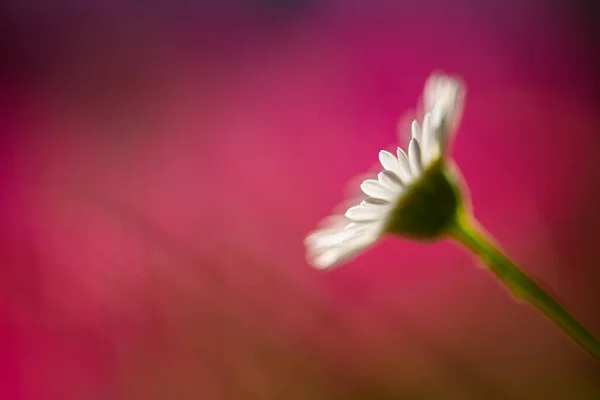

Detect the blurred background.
xmin=1 ymin=0 xmax=600 ymax=398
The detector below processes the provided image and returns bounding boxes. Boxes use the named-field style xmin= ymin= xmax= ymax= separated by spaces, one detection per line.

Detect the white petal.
xmin=312 ymin=248 xmax=345 ymax=270
xmin=344 ymin=221 xmax=379 ymax=239
xmin=312 ymin=244 xmax=364 ymax=270
xmin=408 ymin=138 xmax=422 ymax=175
xmin=420 ymin=113 xmax=438 ymax=165
xmin=311 ymin=227 xmax=381 ymax=269
xmin=424 ymin=74 xmax=464 ymax=144
xmin=360 ymin=200 xmax=390 ymax=213
xmin=306 ymin=228 xmax=355 ymax=250
xmin=360 ymin=179 xmax=395 ymax=201
xmin=432 ymin=106 xmax=450 ymax=151
xmin=345 ymin=205 xmax=385 ymax=222
xmin=378 ymin=150 xmax=404 ymax=178
xmin=359 ymin=200 xmax=391 ymax=218
xmin=344 ymin=222 xmax=359 ymax=230
xmin=424 ymin=74 xmax=442 ymax=111
xmin=344 ymin=221 xmax=372 ymax=232
xmin=345 ymin=204 xmax=384 ymax=221
xmin=411 ymin=120 xmax=421 ymax=143
xmin=395 ymin=148 xmax=413 ymax=183
xmin=305 ymin=227 xmax=339 ymax=247
xmin=378 ymin=170 xmax=403 ymax=191
xmin=362 ymin=197 xmax=390 ymax=206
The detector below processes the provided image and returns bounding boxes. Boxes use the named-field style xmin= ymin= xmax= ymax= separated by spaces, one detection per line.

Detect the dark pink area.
xmin=1 ymin=1 xmax=599 ymax=398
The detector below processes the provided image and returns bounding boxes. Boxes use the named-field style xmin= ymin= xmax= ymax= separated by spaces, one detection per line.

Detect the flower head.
xmin=305 ymin=73 xmax=466 ymax=270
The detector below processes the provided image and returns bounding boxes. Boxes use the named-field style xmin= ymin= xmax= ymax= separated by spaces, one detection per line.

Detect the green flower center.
xmin=384 ymin=160 xmax=463 ymax=240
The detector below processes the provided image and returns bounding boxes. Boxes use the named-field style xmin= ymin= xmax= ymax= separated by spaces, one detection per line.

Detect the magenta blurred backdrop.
xmin=1 ymin=0 xmax=600 ymax=399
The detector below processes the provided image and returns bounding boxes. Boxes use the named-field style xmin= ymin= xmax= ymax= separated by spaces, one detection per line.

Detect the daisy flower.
xmin=305 ymin=74 xmax=465 ymax=270
xmin=303 ymin=72 xmax=600 ymax=363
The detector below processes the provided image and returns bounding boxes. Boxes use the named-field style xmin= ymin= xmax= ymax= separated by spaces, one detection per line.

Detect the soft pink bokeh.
xmin=1 ymin=1 xmax=599 ymax=398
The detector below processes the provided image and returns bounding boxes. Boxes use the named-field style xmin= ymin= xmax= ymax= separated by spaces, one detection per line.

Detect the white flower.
xmin=305 ymin=73 xmax=465 ymax=270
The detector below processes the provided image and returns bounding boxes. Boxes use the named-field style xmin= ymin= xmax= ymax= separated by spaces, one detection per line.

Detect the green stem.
xmin=449 ymin=212 xmax=600 ymax=363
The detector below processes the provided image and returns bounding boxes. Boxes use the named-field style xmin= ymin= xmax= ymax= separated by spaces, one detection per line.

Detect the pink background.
xmin=1 ymin=0 xmax=600 ymax=398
